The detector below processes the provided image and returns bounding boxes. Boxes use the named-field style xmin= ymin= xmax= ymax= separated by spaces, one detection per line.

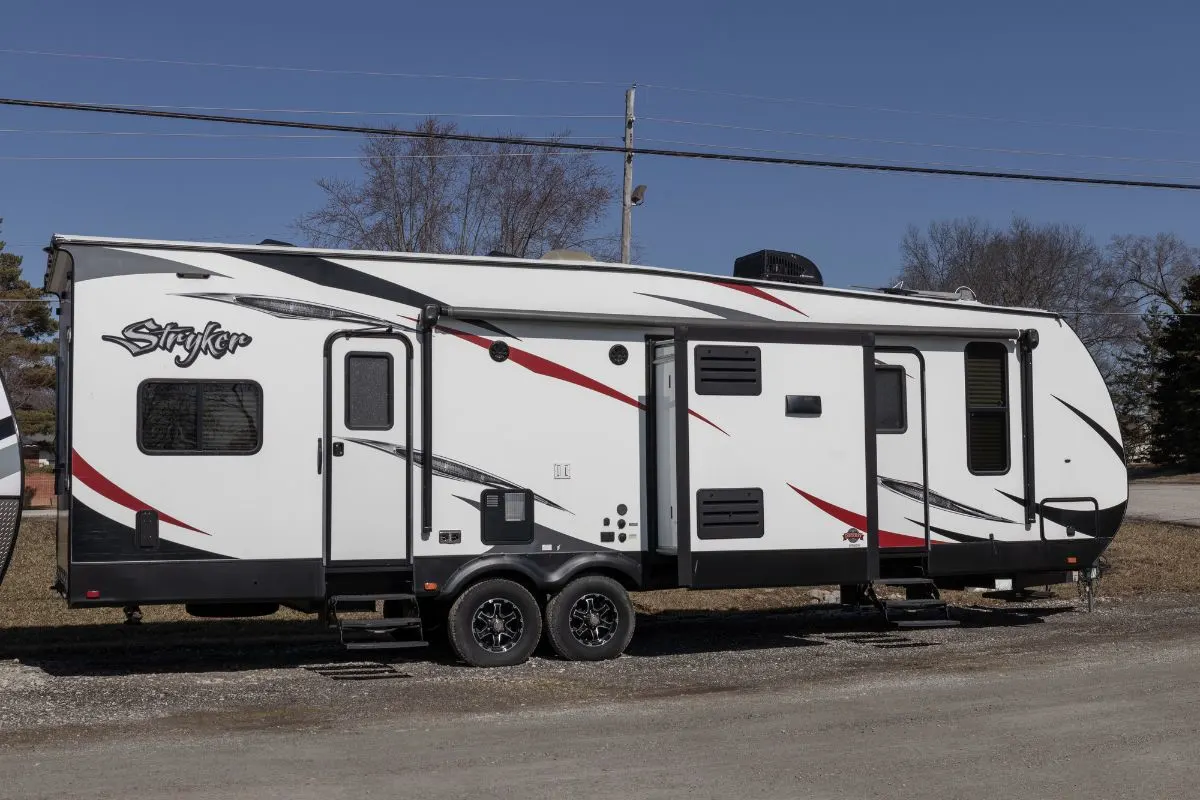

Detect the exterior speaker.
xmin=733 ymin=250 xmax=823 ymax=286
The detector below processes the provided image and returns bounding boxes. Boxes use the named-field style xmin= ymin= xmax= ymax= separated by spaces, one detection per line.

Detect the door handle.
xmin=317 ymin=438 xmax=322 ymax=474
xmin=332 ymin=441 xmax=345 ymax=457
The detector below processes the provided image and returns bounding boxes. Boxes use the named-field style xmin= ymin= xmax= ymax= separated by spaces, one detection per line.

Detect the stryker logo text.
xmin=103 ymin=319 xmax=253 ymax=367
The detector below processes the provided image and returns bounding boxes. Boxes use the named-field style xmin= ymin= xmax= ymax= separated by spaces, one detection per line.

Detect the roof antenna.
xmin=258 ymin=238 xmax=295 ymax=247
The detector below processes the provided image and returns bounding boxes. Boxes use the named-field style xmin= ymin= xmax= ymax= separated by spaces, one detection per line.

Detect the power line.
xmin=0 ymin=128 xmax=617 ymax=142
xmin=1 ymin=47 xmax=1182 ymax=140
xmin=642 ymin=117 xmax=1200 ymax=168
xmin=3 ymin=96 xmax=1200 ymax=191
xmin=640 ymin=83 xmax=1195 ymax=138
xmin=637 ymin=138 xmax=1200 ymax=182
xmin=2 ymin=101 xmax=620 ymax=119
xmin=0 ymin=48 xmax=624 ymax=88
xmin=0 ymin=153 xmax=558 ymax=162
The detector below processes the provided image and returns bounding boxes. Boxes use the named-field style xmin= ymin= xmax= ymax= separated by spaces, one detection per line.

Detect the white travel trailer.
xmin=35 ymin=236 xmax=1127 ymax=666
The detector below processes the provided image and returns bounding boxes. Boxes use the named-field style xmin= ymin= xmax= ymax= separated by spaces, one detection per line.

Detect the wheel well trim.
xmin=439 ymin=553 xmax=642 ymax=598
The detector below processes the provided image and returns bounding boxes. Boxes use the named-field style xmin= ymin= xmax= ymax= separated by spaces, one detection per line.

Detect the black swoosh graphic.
xmin=880 ymin=476 xmax=1016 ymax=523
xmin=453 ymin=495 xmax=608 ymax=553
xmin=235 ymin=252 xmax=515 ymax=339
xmin=344 ymin=437 xmax=570 ymax=513
xmin=903 ymin=518 xmax=988 ymax=543
xmin=182 ymin=292 xmax=414 ymax=330
xmin=1052 ymin=396 xmax=1126 ymax=464
xmin=635 ymin=292 xmax=772 ymax=322
xmin=997 ymin=491 xmax=1126 ymax=538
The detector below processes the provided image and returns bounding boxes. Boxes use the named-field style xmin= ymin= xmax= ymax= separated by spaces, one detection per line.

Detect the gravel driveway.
xmin=2 ymin=597 xmax=1199 ymax=798
xmin=1128 ymin=482 xmax=1200 ymax=526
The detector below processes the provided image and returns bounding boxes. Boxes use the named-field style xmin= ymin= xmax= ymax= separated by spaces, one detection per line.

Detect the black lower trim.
xmin=68 ymin=558 xmax=324 ymax=606
xmin=690 ymin=548 xmax=871 ymax=589
xmin=414 ymin=536 xmax=1116 ymax=598
xmin=927 ymin=537 xmax=1112 ymax=576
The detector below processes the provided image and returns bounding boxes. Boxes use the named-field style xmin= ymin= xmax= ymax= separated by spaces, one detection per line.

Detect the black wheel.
xmin=545 ymin=575 xmax=635 ymax=662
xmin=447 ymin=579 xmax=542 ymax=667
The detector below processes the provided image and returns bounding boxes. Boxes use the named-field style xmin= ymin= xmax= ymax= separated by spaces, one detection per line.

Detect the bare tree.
xmin=1102 ymin=232 xmax=1199 ymax=315
xmin=296 ymin=119 xmax=614 ymax=259
xmin=896 ymin=217 xmax=1137 ymax=375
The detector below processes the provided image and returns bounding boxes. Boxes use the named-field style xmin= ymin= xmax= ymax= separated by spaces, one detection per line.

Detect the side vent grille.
xmin=696 ymin=488 xmax=765 ymax=539
xmin=694 ymin=345 xmax=762 ymax=396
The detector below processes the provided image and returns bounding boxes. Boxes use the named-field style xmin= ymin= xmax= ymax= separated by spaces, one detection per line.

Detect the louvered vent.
xmin=964 ymin=342 xmax=1009 ymax=473
xmin=696 ymin=488 xmax=765 ymax=540
xmin=694 ymin=345 xmax=762 ymax=396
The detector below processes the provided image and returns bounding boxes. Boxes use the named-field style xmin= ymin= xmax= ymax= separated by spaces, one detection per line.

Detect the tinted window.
xmin=139 ymin=381 xmax=261 ymax=454
xmin=875 ymin=366 xmax=906 ymax=433
xmin=964 ymin=343 xmax=1009 ymax=473
xmin=346 ymin=353 xmax=393 ymax=430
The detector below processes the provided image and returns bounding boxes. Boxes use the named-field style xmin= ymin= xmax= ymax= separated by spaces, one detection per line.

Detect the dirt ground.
xmin=2 ymin=517 xmax=1197 ymax=637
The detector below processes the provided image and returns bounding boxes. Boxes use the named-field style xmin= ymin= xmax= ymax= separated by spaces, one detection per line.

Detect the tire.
xmin=545 ymin=575 xmax=635 ymax=662
xmin=447 ymin=579 xmax=542 ymax=668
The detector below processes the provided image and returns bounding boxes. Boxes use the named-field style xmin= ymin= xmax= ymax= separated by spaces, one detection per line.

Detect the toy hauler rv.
xmin=30 ymin=237 xmax=1126 ymax=666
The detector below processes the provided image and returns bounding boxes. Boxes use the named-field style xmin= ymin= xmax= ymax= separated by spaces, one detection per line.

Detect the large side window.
xmin=345 ymin=353 xmax=394 ymax=430
xmin=964 ymin=343 xmax=1009 ymax=474
xmin=139 ymin=381 xmax=262 ymax=455
xmin=875 ymin=366 xmax=906 ymax=433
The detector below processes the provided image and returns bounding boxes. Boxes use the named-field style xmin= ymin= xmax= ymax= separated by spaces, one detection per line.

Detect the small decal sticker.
xmin=843 ymin=527 xmax=865 ymax=545
xmin=103 ymin=318 xmax=252 ymax=367
xmin=554 ymin=463 xmax=571 ymax=479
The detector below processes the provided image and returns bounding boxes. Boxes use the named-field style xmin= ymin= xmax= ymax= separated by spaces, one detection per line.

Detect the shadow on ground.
xmin=1 ymin=601 xmax=1078 ymax=678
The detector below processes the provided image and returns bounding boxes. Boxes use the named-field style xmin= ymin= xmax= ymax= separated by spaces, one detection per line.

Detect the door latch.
xmin=332 ymin=442 xmax=345 ymax=457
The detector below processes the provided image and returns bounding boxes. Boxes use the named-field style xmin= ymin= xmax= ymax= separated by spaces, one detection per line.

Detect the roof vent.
xmin=541 ymin=249 xmax=594 ymax=262
xmin=733 ymin=250 xmax=823 ymax=286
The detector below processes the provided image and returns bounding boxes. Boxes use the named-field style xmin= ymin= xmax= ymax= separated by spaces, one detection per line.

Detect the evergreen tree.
xmin=1148 ymin=275 xmax=1200 ymax=468
xmin=0 ymin=222 xmax=57 ymax=439
xmin=1111 ymin=309 xmax=1166 ymax=461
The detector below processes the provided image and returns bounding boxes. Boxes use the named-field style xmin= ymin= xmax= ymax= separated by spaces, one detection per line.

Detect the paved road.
xmin=3 ymin=600 xmax=1199 ymax=800
xmin=1128 ymin=481 xmax=1200 ymax=526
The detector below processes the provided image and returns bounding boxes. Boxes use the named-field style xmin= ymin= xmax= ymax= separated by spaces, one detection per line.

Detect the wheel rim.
xmin=568 ymin=593 xmax=619 ymax=647
xmin=471 ymin=598 xmax=525 ymax=653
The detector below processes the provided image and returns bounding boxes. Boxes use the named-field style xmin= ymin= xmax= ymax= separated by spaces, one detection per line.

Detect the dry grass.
xmin=2 ymin=517 xmax=1198 ymax=631
xmin=0 ymin=519 xmax=312 ymax=652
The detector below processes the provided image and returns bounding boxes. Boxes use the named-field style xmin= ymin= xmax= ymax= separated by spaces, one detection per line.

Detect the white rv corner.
xmin=0 ymin=364 xmax=23 ymax=586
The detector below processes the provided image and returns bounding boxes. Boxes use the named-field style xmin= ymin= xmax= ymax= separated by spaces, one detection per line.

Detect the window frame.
xmin=344 ymin=351 xmax=395 ymax=431
xmin=963 ymin=342 xmax=1010 ymax=475
xmin=874 ymin=365 xmax=908 ymax=434
xmin=137 ymin=378 xmax=264 ymax=456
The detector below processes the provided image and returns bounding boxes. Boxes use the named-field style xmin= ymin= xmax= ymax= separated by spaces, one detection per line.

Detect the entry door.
xmin=874 ymin=351 xmax=929 ymax=549
xmin=327 ymin=333 xmax=412 ymax=563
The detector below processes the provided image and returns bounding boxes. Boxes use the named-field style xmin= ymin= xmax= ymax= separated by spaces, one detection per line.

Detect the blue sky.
xmin=2 ymin=1 xmax=1199 ymax=290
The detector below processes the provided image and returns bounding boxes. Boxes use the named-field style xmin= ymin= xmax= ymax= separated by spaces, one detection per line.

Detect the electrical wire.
xmin=0 ymin=128 xmax=618 ymax=142
xmin=2 ymin=96 xmax=1198 ymax=191
xmin=640 ymin=83 xmax=1195 ymax=138
xmin=637 ymin=137 xmax=1200 ymax=181
xmin=642 ymin=118 xmax=1200 ymax=168
xmin=5 ymin=102 xmax=620 ymax=119
xmin=1 ymin=48 xmax=1183 ymax=139
xmin=0 ymin=48 xmax=624 ymax=87
xmin=0 ymin=153 xmax=552 ymax=161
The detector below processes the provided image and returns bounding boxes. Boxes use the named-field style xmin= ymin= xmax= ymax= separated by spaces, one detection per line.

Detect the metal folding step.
xmin=337 ymin=616 xmax=422 ymax=629
xmin=328 ymin=593 xmax=426 ymax=651
xmin=870 ymin=579 xmax=958 ymax=628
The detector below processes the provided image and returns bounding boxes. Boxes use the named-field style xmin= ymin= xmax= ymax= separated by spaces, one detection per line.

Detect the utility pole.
xmin=620 ymin=84 xmax=636 ymax=264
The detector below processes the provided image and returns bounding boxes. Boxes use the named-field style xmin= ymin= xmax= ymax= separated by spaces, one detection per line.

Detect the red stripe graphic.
xmin=715 ymin=282 xmax=808 ymax=317
xmin=443 ymin=326 xmax=645 ymax=410
xmin=788 ymin=484 xmax=930 ymax=547
xmin=430 ymin=322 xmax=731 ymax=436
xmin=688 ymin=409 xmax=730 ymax=436
xmin=72 ymin=450 xmax=208 ymax=535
